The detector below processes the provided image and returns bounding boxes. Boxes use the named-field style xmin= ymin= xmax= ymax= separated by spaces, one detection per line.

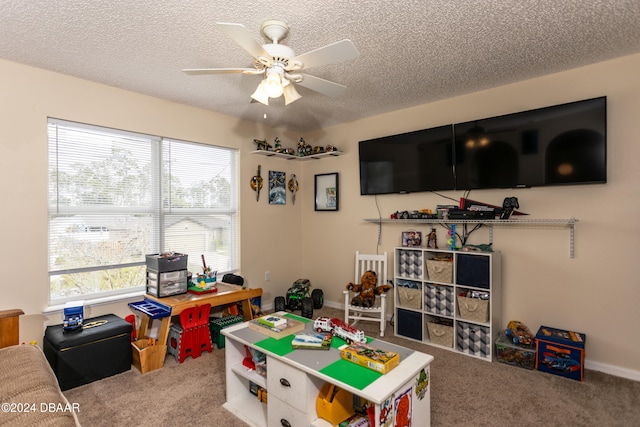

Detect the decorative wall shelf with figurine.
xmin=250 ymin=150 xmax=343 ymax=161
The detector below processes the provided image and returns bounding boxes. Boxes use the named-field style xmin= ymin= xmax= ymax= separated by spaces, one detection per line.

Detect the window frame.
xmin=47 ymin=118 xmax=239 ymax=305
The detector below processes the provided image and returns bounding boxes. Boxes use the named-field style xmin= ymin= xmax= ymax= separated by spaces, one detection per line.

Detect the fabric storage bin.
xmin=456 ymin=321 xmax=491 ymax=358
xmin=495 ymin=330 xmax=536 ymax=369
xmin=43 ymin=314 xmax=132 ymax=390
xmin=425 ymin=257 xmax=453 ymax=283
xmin=424 ymin=284 xmax=454 ymax=316
xmin=397 ymin=280 xmax=422 ymax=309
xmin=396 ymin=249 xmax=423 ymax=279
xmin=396 ymin=308 xmax=422 ymax=341
xmin=535 ymin=326 xmax=586 ymax=381
xmin=457 ymin=295 xmax=489 ymax=323
xmin=456 ymin=254 xmax=490 ymax=288
xmin=427 ymin=321 xmax=453 ymax=348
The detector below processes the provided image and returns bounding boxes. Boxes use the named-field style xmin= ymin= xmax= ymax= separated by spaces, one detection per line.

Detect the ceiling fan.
xmin=182 ymin=20 xmax=360 ymax=105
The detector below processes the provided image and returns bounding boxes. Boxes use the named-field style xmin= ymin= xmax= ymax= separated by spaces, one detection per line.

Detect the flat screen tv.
xmin=359 ymin=125 xmax=455 ymax=195
xmin=454 ymin=97 xmax=606 ymax=190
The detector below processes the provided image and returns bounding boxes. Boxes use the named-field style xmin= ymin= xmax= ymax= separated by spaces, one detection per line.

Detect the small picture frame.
xmin=402 ymin=231 xmax=422 ymax=247
xmin=314 ymin=173 xmax=339 ymax=211
xmin=268 ymin=170 xmax=286 ymax=205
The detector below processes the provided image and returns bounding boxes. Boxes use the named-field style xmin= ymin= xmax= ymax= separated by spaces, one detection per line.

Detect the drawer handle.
xmin=280 ymin=419 xmax=292 ymax=427
xmin=279 ymin=378 xmax=291 ymax=387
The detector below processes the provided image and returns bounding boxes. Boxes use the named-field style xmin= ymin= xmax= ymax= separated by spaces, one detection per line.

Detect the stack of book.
xmin=247 ymin=315 xmax=305 ymax=339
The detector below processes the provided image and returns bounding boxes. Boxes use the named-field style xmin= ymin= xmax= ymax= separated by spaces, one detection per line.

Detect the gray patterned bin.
xmin=397 ymin=250 xmax=423 ymax=279
xmin=456 ymin=321 xmax=491 ymax=358
xmin=425 ymin=284 xmax=454 ymax=316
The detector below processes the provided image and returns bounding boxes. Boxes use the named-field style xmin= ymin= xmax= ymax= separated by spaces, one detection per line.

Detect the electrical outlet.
xmin=265 ymin=271 xmax=270 ymax=281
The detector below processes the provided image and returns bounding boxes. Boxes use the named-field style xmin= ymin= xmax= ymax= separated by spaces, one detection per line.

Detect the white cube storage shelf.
xmin=394 ymin=247 xmax=501 ymax=361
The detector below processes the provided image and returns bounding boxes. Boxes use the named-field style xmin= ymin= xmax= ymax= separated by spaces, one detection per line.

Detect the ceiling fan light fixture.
xmin=283 ymin=83 xmax=301 ymax=105
xmin=251 ymin=81 xmax=269 ymax=105
xmin=263 ymin=71 xmax=284 ymax=98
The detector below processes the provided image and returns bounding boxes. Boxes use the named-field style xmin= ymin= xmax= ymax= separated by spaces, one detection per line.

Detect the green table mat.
xmin=254 ymin=312 xmax=312 ymax=356
xmin=253 ymin=313 xmax=377 ymax=385
xmin=319 ymin=358 xmax=382 ymax=390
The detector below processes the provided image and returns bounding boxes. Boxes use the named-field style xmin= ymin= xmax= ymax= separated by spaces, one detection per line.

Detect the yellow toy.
xmin=346 ymin=271 xmax=391 ymax=308
xmin=316 ymin=383 xmax=353 ymax=425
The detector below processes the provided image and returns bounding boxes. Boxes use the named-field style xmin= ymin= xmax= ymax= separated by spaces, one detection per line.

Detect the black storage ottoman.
xmin=43 ymin=314 xmax=132 ymax=390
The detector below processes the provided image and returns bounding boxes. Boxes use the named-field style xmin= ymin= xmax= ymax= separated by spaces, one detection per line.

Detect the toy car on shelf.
xmin=391 ymin=210 xmax=438 ymax=220
xmin=505 ymin=320 xmax=534 ymax=348
xmin=62 ymin=302 xmax=84 ymax=332
xmin=274 ymin=279 xmax=323 ymax=319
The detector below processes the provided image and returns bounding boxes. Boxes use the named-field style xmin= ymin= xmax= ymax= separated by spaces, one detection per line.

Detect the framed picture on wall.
xmin=269 ymin=170 xmax=286 ymax=205
xmin=314 ymin=172 xmax=339 ymax=211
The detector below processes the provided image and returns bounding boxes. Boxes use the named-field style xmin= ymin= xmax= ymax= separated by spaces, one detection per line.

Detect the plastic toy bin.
xmin=209 ymin=315 xmax=244 ymax=349
xmin=495 ymin=330 xmax=536 ymax=370
xmin=145 ymin=253 xmax=188 ymax=273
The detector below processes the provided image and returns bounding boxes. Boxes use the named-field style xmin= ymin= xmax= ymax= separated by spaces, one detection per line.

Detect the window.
xmin=48 ymin=119 xmax=239 ymax=304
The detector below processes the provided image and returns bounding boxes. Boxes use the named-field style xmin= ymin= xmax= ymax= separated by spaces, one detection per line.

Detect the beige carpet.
xmin=63 ymin=307 xmax=640 ymax=426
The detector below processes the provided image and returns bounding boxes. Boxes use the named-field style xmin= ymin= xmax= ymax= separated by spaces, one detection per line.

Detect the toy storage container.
xmin=495 ymin=330 xmax=536 ymax=370
xmin=43 ymin=314 xmax=132 ymax=390
xmin=145 ymin=252 xmax=188 ymax=272
xmin=456 ymin=321 xmax=491 ymax=358
xmin=145 ymin=253 xmax=188 ymax=297
xmin=535 ymin=326 xmax=586 ymax=381
xmin=425 ymin=283 xmax=454 ymax=316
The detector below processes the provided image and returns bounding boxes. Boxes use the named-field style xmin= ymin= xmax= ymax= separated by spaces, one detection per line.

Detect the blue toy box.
xmin=535 ymin=326 xmax=586 ymax=381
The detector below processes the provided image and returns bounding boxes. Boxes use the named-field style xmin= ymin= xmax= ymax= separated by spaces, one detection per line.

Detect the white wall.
xmin=1 ymin=53 xmax=639 ymax=378
xmin=300 ymin=53 xmax=640 ymax=376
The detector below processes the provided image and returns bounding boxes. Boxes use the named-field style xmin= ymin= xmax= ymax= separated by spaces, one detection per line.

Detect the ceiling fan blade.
xmin=182 ymin=68 xmax=261 ymax=75
xmin=290 ymin=39 xmax=359 ymax=69
xmin=216 ymin=22 xmax=270 ymax=59
xmin=295 ymin=74 xmax=347 ymax=97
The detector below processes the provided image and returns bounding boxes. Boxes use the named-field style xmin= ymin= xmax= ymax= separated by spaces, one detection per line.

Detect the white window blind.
xmin=48 ymin=119 xmax=239 ymax=303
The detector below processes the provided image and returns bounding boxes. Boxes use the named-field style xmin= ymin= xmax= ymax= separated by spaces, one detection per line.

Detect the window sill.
xmin=43 ymin=290 xmax=146 ymax=315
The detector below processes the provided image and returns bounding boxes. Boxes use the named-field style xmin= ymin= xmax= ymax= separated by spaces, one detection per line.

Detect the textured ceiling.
xmin=1 ymin=1 xmax=639 ymax=132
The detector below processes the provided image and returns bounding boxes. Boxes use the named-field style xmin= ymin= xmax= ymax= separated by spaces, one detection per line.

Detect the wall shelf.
xmin=250 ymin=150 xmax=343 ymax=161
xmin=364 ymin=217 xmax=578 ymax=258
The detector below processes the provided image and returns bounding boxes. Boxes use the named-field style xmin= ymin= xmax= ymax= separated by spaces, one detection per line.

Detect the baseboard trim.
xmin=585 ymin=360 xmax=640 ymax=382
xmin=264 ymin=300 xmax=639 ymax=382
xmin=323 ymin=300 xmax=342 ymax=309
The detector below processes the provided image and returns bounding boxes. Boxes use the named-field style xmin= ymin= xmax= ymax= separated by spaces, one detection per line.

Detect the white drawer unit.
xmin=222 ymin=313 xmax=434 ymax=427
xmin=267 ymin=357 xmax=320 ymax=417
xmin=268 ymin=396 xmax=313 ymax=427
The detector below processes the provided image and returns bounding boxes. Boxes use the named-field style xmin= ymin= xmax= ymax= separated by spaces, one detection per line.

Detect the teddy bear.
xmin=346 ymin=270 xmax=392 ymax=307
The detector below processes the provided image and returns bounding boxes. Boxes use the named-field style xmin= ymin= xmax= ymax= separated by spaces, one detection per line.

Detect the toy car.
xmin=63 ymin=302 xmax=84 ymax=332
xmin=63 ymin=314 xmax=83 ymax=332
xmin=274 ymin=279 xmax=323 ymax=319
xmin=505 ymin=320 xmax=534 ymax=348
xmin=542 ymin=351 xmax=580 ymax=372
